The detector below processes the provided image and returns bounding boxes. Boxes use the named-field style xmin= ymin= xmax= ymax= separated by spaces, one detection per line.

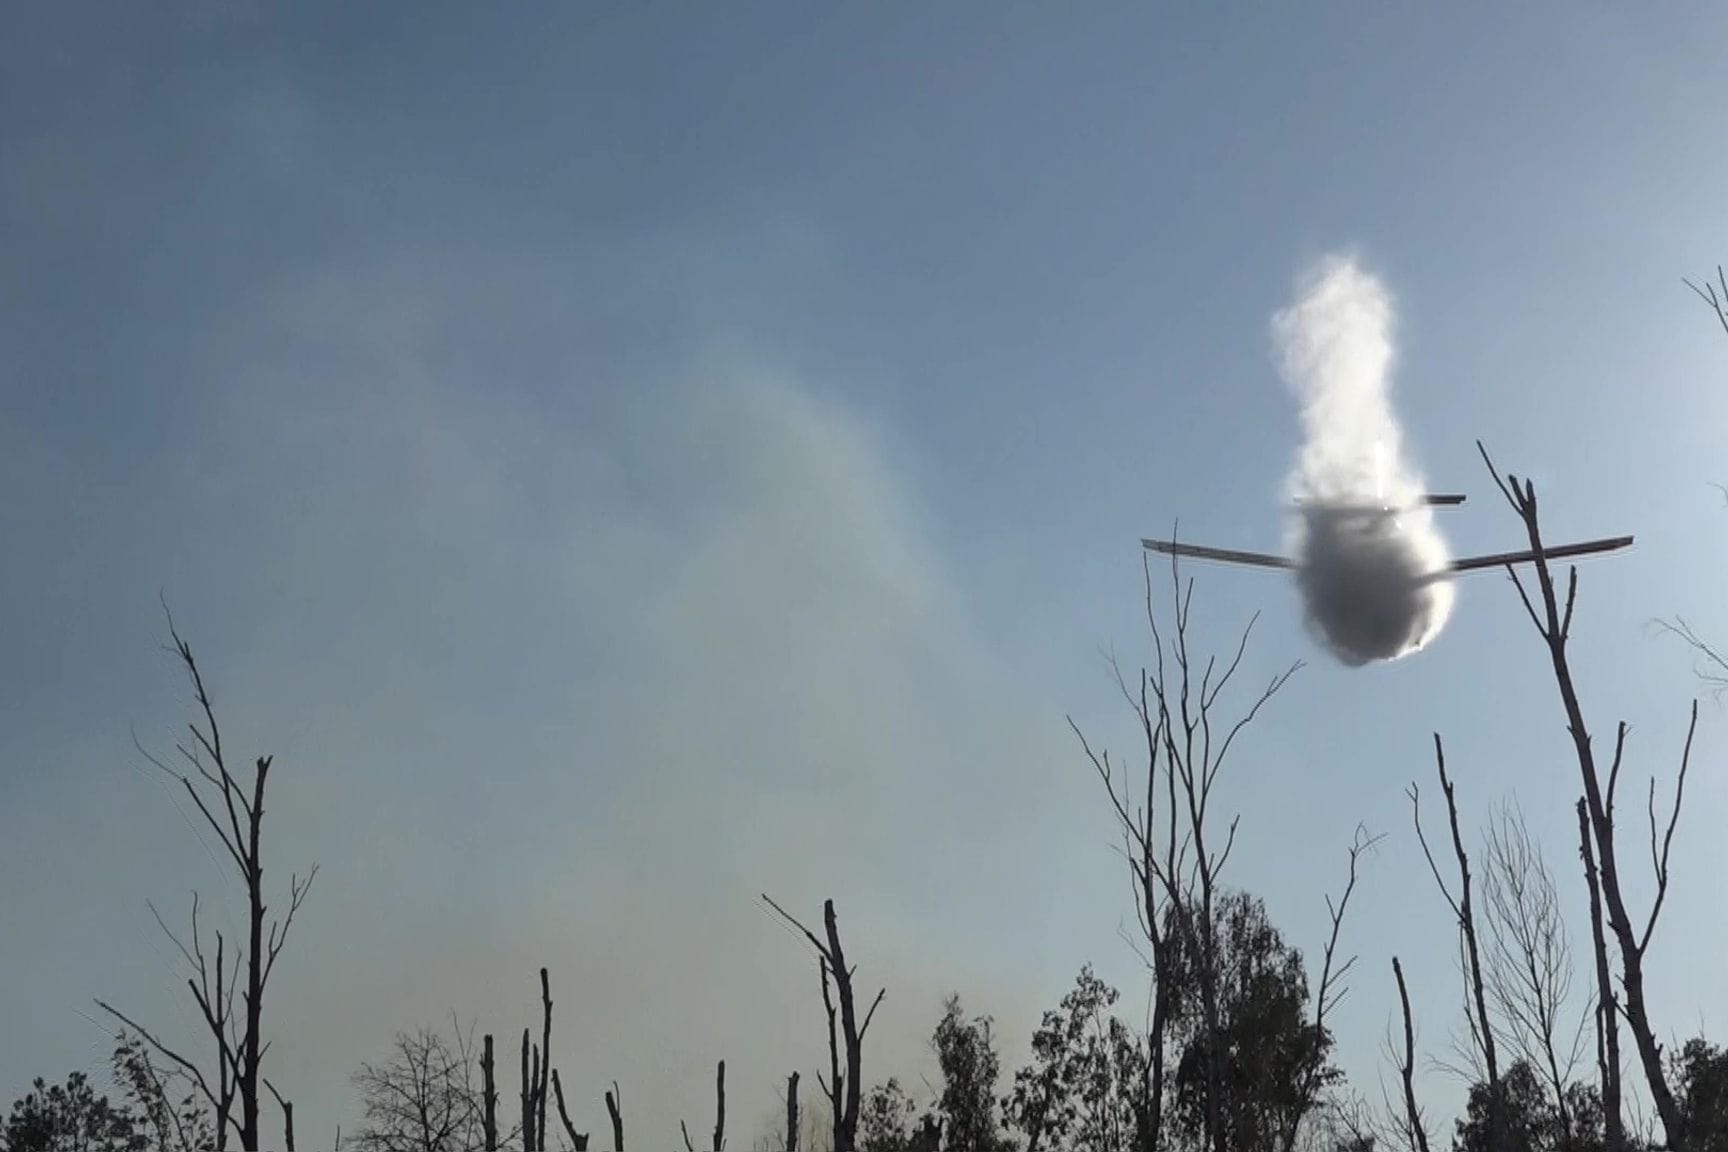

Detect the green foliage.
xmin=1672 ymin=1037 xmax=1728 ymax=1152
xmin=1002 ymin=966 xmax=1147 ymax=1152
xmin=1453 ymin=1061 xmax=1553 ymax=1152
xmin=2 ymin=1071 xmax=146 ymax=1152
xmin=932 ymin=995 xmax=1013 ymax=1152
xmin=111 ymin=1038 xmax=214 ymax=1152
xmin=1451 ymin=1060 xmax=1604 ymax=1152
xmin=1164 ymin=890 xmax=1336 ymax=1152
xmin=858 ymin=1079 xmax=919 ymax=1152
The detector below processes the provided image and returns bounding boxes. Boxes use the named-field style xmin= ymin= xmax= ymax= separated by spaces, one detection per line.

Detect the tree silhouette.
xmin=2 ymin=1071 xmax=145 ymax=1152
xmin=1480 ymin=803 xmax=1590 ymax=1144
xmin=1670 ymin=1039 xmax=1728 ymax=1152
xmin=352 ymin=1024 xmax=488 ymax=1152
xmin=1075 ymin=548 xmax=1310 ymax=1152
xmin=762 ymin=896 xmax=885 ymax=1152
xmin=97 ymin=610 xmax=315 ymax=1152
xmin=1165 ymin=891 xmax=1336 ymax=1152
xmin=930 ymin=995 xmax=1012 ymax=1152
xmin=112 ymin=1033 xmax=215 ymax=1152
xmin=857 ymin=1081 xmax=917 ymax=1152
xmin=1478 ymin=444 xmax=1699 ymax=1149
xmin=1002 ymin=966 xmax=1148 ymax=1152
xmin=1452 ymin=1060 xmax=1606 ymax=1152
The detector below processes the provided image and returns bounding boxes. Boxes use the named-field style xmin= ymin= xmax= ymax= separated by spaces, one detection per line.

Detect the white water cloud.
xmin=1273 ymin=254 xmax=1455 ymax=666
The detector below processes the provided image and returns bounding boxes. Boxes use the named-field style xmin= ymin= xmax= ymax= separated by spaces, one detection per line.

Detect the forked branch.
xmin=1685 ymin=265 xmax=1728 ymax=337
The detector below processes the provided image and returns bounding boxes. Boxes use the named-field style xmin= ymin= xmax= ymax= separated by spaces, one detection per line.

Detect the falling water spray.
xmin=1272 ymin=255 xmax=1455 ymax=665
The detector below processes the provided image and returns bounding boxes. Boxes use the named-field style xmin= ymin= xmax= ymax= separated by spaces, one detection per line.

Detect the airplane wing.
xmin=1142 ymin=530 xmax=1633 ymax=577
xmin=1292 ymin=493 xmax=1468 ymax=512
xmin=1141 ymin=538 xmax=1296 ymax=570
xmin=1447 ymin=535 xmax=1634 ymax=574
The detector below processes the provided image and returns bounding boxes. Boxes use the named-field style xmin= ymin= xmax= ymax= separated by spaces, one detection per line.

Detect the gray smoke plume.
xmin=1272 ymin=255 xmax=1455 ymax=666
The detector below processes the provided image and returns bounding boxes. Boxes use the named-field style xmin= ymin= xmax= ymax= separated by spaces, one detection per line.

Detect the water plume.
xmin=1272 ymin=254 xmax=1454 ymax=666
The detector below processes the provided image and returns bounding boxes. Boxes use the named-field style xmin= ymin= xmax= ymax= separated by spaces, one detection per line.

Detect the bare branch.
xmin=1684 ymin=265 xmax=1728 ymax=336
xmin=1408 ymin=781 xmax=1460 ymax=921
xmin=1638 ymin=699 xmax=1698 ymax=955
xmin=760 ymin=894 xmax=830 ymax=961
xmin=97 ymin=999 xmax=222 ymax=1119
xmin=1391 ymin=959 xmax=1432 ymax=1152
xmin=1477 ymin=440 xmax=1690 ymax=1145
xmin=859 ymin=988 xmax=886 ymax=1043
xmin=1653 ymin=615 xmax=1728 ymax=699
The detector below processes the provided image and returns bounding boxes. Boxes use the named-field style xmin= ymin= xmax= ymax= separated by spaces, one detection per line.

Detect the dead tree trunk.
xmin=785 ymin=1073 xmax=799 ymax=1152
xmin=822 ymin=962 xmax=842 ymax=1152
xmin=265 ymin=1079 xmax=295 ymax=1152
xmin=1480 ymin=443 xmax=1697 ymax=1149
xmin=679 ymin=1061 xmax=727 ymax=1152
xmin=605 ymin=1082 xmax=624 ymax=1152
xmin=551 ymin=1071 xmax=590 ymax=1151
xmin=521 ymin=1030 xmax=536 ymax=1152
xmin=762 ymin=896 xmax=884 ymax=1152
xmin=1578 ymin=800 xmax=1626 ymax=1152
xmin=483 ymin=1035 xmax=499 ymax=1152
xmin=97 ymin=612 xmax=316 ymax=1152
xmin=1411 ymin=738 xmax=1502 ymax=1150
xmin=537 ymin=976 xmax=549 ymax=1151
xmin=714 ymin=1061 xmax=726 ymax=1152
xmin=537 ymin=968 xmax=554 ymax=1151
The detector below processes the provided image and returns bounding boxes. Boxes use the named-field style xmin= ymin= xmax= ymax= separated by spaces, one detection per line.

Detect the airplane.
xmin=1141 ymin=492 xmax=1633 ymax=582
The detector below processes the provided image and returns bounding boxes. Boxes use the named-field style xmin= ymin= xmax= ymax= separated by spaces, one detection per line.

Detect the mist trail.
xmin=1271 ymin=255 xmax=1455 ymax=666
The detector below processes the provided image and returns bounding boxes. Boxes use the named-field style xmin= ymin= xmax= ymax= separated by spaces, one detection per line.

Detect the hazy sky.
xmin=4 ymin=3 xmax=1728 ymax=1146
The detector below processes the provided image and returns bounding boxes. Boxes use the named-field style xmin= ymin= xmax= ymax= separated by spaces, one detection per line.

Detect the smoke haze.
xmin=1272 ymin=255 xmax=1455 ymax=666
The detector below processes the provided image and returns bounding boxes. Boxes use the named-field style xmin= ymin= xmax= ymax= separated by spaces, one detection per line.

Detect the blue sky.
xmin=4 ymin=2 xmax=1728 ymax=1145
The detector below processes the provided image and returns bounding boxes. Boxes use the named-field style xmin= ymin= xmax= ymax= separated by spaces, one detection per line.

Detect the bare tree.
xmin=761 ymin=896 xmax=885 ymax=1152
xmin=550 ymin=1072 xmax=589 ymax=1152
xmin=97 ymin=610 xmax=315 ymax=1152
xmin=522 ymin=1031 xmax=536 ymax=1152
xmin=482 ymin=1036 xmax=499 ymax=1152
xmin=490 ymin=968 xmax=587 ymax=1152
xmin=1389 ymin=958 xmax=1433 ymax=1152
xmin=1409 ymin=737 xmax=1503 ymax=1150
xmin=536 ymin=969 xmax=553 ymax=1152
xmin=1075 ymin=547 xmax=1303 ymax=1152
xmin=1276 ymin=826 xmax=1381 ymax=1152
xmin=352 ymin=1025 xmax=487 ymax=1152
xmin=1481 ymin=801 xmax=1589 ymax=1138
xmin=604 ymin=1082 xmax=623 ymax=1152
xmin=681 ymin=1062 xmax=726 ymax=1152
xmin=1576 ymin=800 xmax=1626 ymax=1152
xmin=1479 ymin=443 xmax=1699 ymax=1149
xmin=1323 ymin=1091 xmax=1392 ymax=1152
